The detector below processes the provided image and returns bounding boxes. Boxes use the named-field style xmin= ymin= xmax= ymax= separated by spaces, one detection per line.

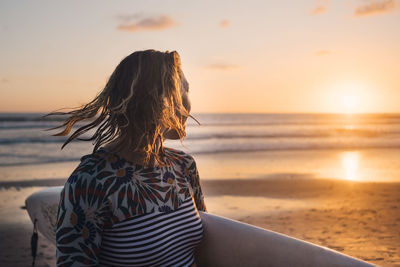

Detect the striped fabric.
xmin=99 ymin=197 xmax=203 ymax=267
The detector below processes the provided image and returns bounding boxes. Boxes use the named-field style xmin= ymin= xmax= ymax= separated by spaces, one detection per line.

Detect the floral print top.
xmin=56 ymin=147 xmax=206 ymax=266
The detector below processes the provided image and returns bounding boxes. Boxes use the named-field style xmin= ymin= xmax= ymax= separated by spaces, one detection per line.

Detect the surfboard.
xmin=25 ymin=187 xmax=374 ymax=267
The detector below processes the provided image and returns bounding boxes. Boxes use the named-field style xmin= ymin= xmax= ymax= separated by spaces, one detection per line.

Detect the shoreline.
xmin=2 ymin=147 xmax=400 ymax=183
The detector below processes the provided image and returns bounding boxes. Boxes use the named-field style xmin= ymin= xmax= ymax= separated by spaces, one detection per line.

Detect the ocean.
xmin=1 ymin=113 xmax=400 ymax=182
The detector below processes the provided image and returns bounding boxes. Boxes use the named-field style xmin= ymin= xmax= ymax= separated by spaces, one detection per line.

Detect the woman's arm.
xmin=56 ymin=173 xmax=112 ymax=266
xmin=188 ymin=159 xmax=207 ymax=212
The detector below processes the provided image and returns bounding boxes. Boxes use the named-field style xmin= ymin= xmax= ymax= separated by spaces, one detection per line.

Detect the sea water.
xmin=1 ymin=113 xmax=400 ymax=182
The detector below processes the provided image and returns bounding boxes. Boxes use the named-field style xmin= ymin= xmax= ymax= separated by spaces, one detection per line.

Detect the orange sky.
xmin=1 ymin=0 xmax=400 ymax=113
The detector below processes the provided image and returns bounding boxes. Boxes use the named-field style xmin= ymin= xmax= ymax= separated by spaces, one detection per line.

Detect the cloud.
xmin=116 ymin=15 xmax=177 ymax=32
xmin=315 ymin=50 xmax=332 ymax=56
xmin=312 ymin=6 xmax=328 ymax=15
xmin=311 ymin=0 xmax=330 ymax=15
xmin=354 ymin=0 xmax=397 ymax=17
xmin=205 ymin=64 xmax=239 ymax=70
xmin=219 ymin=20 xmax=231 ymax=28
xmin=0 ymin=78 xmax=9 ymax=83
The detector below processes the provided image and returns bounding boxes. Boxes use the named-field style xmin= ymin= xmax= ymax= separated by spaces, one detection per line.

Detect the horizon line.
xmin=1 ymin=111 xmax=400 ymax=116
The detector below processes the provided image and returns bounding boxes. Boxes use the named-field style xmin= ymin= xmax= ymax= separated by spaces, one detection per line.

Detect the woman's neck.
xmin=103 ymin=142 xmax=162 ymax=167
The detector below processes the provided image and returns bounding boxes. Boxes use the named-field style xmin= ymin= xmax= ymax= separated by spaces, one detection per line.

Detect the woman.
xmin=53 ymin=50 xmax=207 ymax=266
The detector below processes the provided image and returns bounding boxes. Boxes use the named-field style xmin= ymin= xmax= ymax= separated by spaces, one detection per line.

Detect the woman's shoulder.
xmin=164 ymin=147 xmax=196 ymax=165
xmin=164 ymin=147 xmax=199 ymax=185
xmin=65 ymin=149 xmax=115 ymax=186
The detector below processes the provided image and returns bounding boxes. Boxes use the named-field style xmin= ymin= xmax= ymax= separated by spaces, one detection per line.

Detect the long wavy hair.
xmin=47 ymin=50 xmax=190 ymax=165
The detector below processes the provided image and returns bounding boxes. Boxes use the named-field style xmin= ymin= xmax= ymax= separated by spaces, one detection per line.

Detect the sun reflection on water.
xmin=340 ymin=151 xmax=360 ymax=181
xmin=344 ymin=124 xmax=354 ymax=130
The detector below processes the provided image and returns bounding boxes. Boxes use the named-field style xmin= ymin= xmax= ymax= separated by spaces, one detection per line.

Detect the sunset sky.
xmin=1 ymin=0 xmax=399 ymax=113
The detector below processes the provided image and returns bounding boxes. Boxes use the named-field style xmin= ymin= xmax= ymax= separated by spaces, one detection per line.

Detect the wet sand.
xmin=203 ymin=177 xmax=400 ymax=266
xmin=0 ymin=187 xmax=56 ymax=267
xmin=0 ymin=176 xmax=399 ymax=266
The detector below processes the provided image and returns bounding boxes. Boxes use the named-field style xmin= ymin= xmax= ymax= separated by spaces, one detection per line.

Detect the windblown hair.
xmin=48 ymin=50 xmax=189 ymax=165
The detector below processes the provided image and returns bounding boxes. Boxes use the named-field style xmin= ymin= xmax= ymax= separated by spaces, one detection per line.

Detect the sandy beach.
xmin=204 ymin=177 xmax=400 ymax=266
xmin=1 ymin=174 xmax=399 ymax=266
xmin=0 ymin=187 xmax=57 ymax=267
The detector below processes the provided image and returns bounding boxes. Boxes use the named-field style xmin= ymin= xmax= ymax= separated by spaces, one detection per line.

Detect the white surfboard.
xmin=25 ymin=187 xmax=375 ymax=267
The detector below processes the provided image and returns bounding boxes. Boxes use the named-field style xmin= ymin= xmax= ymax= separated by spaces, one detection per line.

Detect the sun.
xmin=327 ymin=81 xmax=372 ymax=114
xmin=341 ymin=94 xmax=358 ymax=114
